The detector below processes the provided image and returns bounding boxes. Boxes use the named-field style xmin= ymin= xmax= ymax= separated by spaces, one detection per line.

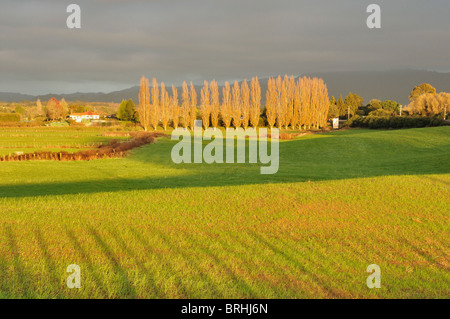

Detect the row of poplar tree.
xmin=137 ymin=75 xmax=330 ymax=131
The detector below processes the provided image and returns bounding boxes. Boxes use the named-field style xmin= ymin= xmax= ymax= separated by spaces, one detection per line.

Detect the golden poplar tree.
xmin=60 ymin=98 xmax=69 ymax=118
xmin=275 ymin=76 xmax=283 ymax=129
xmin=181 ymin=81 xmax=189 ymax=128
xmin=150 ymin=78 xmax=160 ymax=130
xmin=319 ymin=78 xmax=329 ymax=127
xmin=291 ymin=79 xmax=301 ymax=129
xmin=171 ymin=85 xmax=180 ymax=129
xmin=287 ymin=76 xmax=295 ymax=128
xmin=160 ymin=82 xmax=171 ymax=131
xmin=302 ymin=77 xmax=312 ymax=129
xmin=36 ymin=99 xmax=42 ymax=112
xmin=221 ymin=81 xmax=232 ymax=129
xmin=138 ymin=76 xmax=151 ymax=131
xmin=189 ymin=82 xmax=197 ymax=130
xmin=310 ymin=78 xmax=318 ymax=128
xmin=265 ymin=77 xmax=277 ymax=129
xmin=36 ymin=98 xmax=44 ymax=117
xmin=200 ymin=80 xmax=211 ymax=129
xmin=280 ymin=75 xmax=291 ymax=129
xmin=296 ymin=76 xmax=329 ymax=129
xmin=250 ymin=77 xmax=261 ymax=128
xmin=210 ymin=80 xmax=220 ymax=128
xmin=241 ymin=79 xmax=250 ymax=129
xmin=231 ymin=81 xmax=241 ymax=128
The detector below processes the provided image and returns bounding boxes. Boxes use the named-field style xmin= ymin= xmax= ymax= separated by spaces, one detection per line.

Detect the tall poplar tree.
xmin=250 ymin=77 xmax=261 ymax=128
xmin=150 ymin=78 xmax=160 ymax=130
xmin=138 ymin=76 xmax=151 ymax=131
xmin=200 ymin=80 xmax=211 ymax=129
xmin=275 ymin=76 xmax=283 ymax=129
xmin=181 ymin=81 xmax=190 ymax=129
xmin=160 ymin=82 xmax=171 ymax=131
xmin=189 ymin=82 xmax=197 ymax=130
xmin=265 ymin=77 xmax=277 ymax=129
xmin=171 ymin=85 xmax=180 ymax=129
xmin=210 ymin=80 xmax=220 ymax=128
xmin=241 ymin=79 xmax=250 ymax=129
xmin=221 ymin=81 xmax=232 ymax=129
xmin=231 ymin=81 xmax=241 ymax=128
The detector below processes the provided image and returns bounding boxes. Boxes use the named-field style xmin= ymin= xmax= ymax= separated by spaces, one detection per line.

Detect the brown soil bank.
xmin=0 ymin=131 xmax=166 ymax=162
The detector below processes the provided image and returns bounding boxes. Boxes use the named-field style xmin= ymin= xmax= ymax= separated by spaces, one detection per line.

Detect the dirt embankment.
xmin=0 ymin=131 xmax=166 ymax=162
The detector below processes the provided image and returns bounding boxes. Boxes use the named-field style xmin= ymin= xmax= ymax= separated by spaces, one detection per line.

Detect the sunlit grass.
xmin=0 ymin=126 xmax=449 ymax=298
xmin=0 ymin=127 xmax=130 ymax=156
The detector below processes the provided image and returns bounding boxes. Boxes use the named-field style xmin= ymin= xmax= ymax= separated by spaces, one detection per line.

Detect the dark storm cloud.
xmin=0 ymin=0 xmax=449 ymax=94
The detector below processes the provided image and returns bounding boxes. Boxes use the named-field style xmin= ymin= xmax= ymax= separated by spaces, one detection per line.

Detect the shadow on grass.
xmin=34 ymin=228 xmax=63 ymax=297
xmin=65 ymin=228 xmax=110 ymax=297
xmin=88 ymin=226 xmax=137 ymax=298
xmin=151 ymin=227 xmax=226 ymax=298
xmin=178 ymin=229 xmax=254 ymax=298
xmin=0 ymin=128 xmax=449 ymax=199
xmin=0 ymin=167 xmax=447 ymax=199
xmin=3 ymin=226 xmax=35 ymax=298
xmin=249 ymin=231 xmax=340 ymax=298
xmin=128 ymin=227 xmax=188 ymax=298
xmin=107 ymin=227 xmax=164 ymax=298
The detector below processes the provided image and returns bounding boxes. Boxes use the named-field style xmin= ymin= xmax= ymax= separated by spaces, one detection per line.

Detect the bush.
xmin=356 ymin=109 xmax=366 ymax=116
xmin=0 ymin=132 xmax=166 ymax=162
xmin=369 ymin=108 xmax=393 ymax=117
xmin=0 ymin=113 xmax=21 ymax=122
xmin=346 ymin=115 xmax=444 ymax=129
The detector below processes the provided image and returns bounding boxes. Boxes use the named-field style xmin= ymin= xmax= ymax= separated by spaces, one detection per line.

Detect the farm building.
xmin=69 ymin=111 xmax=100 ymax=122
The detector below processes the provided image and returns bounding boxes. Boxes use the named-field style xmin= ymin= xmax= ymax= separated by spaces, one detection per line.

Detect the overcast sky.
xmin=1 ymin=0 xmax=449 ymax=94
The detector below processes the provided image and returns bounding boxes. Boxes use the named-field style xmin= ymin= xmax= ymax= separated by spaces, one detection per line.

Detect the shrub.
xmin=0 ymin=113 xmax=21 ymax=122
xmin=0 ymin=132 xmax=167 ymax=162
xmin=279 ymin=133 xmax=295 ymax=140
xmin=347 ymin=115 xmax=444 ymax=129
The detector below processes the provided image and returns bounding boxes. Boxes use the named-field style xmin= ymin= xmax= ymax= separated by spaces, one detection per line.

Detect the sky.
xmin=1 ymin=0 xmax=449 ymax=95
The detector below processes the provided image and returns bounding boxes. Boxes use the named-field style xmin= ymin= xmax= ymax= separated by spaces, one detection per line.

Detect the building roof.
xmin=70 ymin=111 xmax=100 ymax=116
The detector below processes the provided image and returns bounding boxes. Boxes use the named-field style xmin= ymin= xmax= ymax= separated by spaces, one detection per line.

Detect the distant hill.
xmin=1 ymin=70 xmax=449 ymax=105
xmin=0 ymin=92 xmax=35 ymax=102
xmin=306 ymin=70 xmax=450 ymax=105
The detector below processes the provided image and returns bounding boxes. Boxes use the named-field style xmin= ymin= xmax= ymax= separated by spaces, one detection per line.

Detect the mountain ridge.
xmin=1 ymin=70 xmax=449 ymax=106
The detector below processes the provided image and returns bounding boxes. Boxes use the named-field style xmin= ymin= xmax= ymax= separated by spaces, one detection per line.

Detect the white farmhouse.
xmin=69 ymin=111 xmax=100 ymax=122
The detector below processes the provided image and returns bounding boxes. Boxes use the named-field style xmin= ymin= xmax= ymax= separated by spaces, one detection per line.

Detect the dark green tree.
xmin=344 ymin=93 xmax=364 ymax=118
xmin=381 ymin=100 xmax=400 ymax=114
xmin=336 ymin=94 xmax=346 ymax=117
xmin=367 ymin=99 xmax=382 ymax=113
xmin=328 ymin=96 xmax=339 ymax=118
xmin=117 ymin=99 xmax=136 ymax=121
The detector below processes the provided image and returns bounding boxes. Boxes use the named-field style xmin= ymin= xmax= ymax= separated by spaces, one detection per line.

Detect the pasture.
xmin=0 ymin=126 xmax=449 ymax=298
xmin=0 ymin=127 xmax=130 ymax=156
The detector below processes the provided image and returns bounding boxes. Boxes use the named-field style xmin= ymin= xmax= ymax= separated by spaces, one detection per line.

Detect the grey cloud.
xmin=0 ymin=0 xmax=449 ymax=94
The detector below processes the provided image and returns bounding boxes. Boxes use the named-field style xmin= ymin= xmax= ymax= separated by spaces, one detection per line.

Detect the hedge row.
xmin=346 ymin=116 xmax=445 ymax=129
xmin=0 ymin=132 xmax=166 ymax=162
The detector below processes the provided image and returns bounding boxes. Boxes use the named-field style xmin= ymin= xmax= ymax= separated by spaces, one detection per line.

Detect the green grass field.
xmin=0 ymin=126 xmax=449 ymax=298
xmin=0 ymin=127 xmax=130 ymax=156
